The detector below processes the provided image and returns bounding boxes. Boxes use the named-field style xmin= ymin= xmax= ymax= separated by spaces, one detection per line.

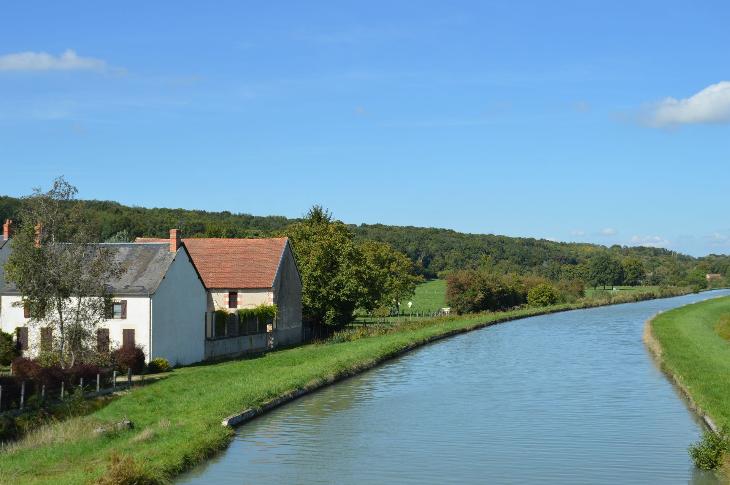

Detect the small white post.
xmin=60 ymin=381 xmax=65 ymax=400
xmin=96 ymin=373 xmax=100 ymax=393
xmin=113 ymin=370 xmax=117 ymax=390
xmin=20 ymin=381 xmax=25 ymax=410
xmin=41 ymin=384 xmax=46 ymax=401
xmin=80 ymin=377 xmax=84 ymax=392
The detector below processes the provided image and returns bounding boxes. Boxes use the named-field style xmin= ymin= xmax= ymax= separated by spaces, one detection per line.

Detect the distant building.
xmin=706 ymin=273 xmax=723 ymax=282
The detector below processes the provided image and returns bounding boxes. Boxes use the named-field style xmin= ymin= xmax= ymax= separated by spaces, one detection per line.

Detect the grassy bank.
xmin=1 ymin=286 xmax=697 ymax=484
xmin=647 ymin=295 xmax=730 ymax=429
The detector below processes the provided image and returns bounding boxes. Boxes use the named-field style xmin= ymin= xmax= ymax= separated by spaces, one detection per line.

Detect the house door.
xmin=122 ymin=329 xmax=135 ymax=349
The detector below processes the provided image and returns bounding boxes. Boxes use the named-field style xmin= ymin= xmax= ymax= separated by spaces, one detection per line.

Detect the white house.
xmin=0 ymin=226 xmax=208 ymax=366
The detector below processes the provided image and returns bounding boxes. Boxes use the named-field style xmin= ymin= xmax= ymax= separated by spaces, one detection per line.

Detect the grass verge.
xmin=645 ymin=295 xmax=730 ymax=474
xmin=1 ymin=286 xmax=699 ymax=484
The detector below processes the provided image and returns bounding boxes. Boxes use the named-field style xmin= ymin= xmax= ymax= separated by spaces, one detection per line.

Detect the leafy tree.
xmin=285 ymin=206 xmax=367 ymax=327
xmin=587 ymin=253 xmax=623 ymax=289
xmin=5 ymin=177 xmax=122 ymax=368
xmin=0 ymin=330 xmax=20 ymax=366
xmin=621 ymin=257 xmax=645 ymax=286
xmin=359 ymin=240 xmax=422 ymax=314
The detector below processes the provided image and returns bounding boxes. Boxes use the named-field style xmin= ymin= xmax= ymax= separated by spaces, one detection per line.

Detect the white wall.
xmin=0 ymin=294 xmax=152 ymax=359
xmin=151 ymin=248 xmax=207 ymax=366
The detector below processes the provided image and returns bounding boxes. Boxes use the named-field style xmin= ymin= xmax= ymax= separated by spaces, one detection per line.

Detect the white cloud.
xmin=707 ymin=232 xmax=730 ymax=247
xmin=599 ymin=228 xmax=617 ymax=236
xmin=0 ymin=49 xmax=106 ymax=72
xmin=570 ymin=229 xmax=586 ymax=237
xmin=630 ymin=235 xmax=670 ymax=248
xmin=645 ymin=81 xmax=730 ymax=127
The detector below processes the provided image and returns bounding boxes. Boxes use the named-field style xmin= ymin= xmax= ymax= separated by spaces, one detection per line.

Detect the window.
xmin=40 ymin=327 xmax=52 ymax=352
xmin=122 ymin=329 xmax=135 ymax=349
xmin=228 ymin=291 xmax=238 ymax=309
xmin=110 ymin=300 xmax=127 ymax=319
xmin=16 ymin=327 xmax=28 ymax=351
xmin=97 ymin=328 xmax=110 ymax=353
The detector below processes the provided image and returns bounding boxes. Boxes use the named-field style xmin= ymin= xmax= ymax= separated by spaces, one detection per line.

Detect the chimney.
xmin=170 ymin=229 xmax=181 ymax=253
xmin=2 ymin=219 xmax=11 ymax=240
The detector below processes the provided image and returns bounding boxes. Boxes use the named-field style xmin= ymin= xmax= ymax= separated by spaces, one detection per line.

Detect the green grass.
xmin=407 ymin=279 xmax=447 ymax=312
xmin=650 ymin=296 xmax=730 ymax=429
xmin=1 ymin=285 xmax=696 ymax=484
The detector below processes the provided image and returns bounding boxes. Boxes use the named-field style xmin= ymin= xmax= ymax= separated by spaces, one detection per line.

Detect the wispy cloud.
xmin=570 ymin=229 xmax=586 ymax=237
xmin=0 ymin=49 xmax=106 ymax=72
xmin=630 ymin=235 xmax=670 ymax=248
xmin=643 ymin=81 xmax=730 ymax=127
xmin=599 ymin=228 xmax=617 ymax=236
xmin=706 ymin=232 xmax=730 ymax=248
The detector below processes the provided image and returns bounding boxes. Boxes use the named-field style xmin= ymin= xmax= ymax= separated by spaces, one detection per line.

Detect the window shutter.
xmin=97 ymin=328 xmax=110 ymax=353
xmin=23 ymin=303 xmax=30 ymax=319
xmin=121 ymin=300 xmax=127 ymax=319
xmin=40 ymin=327 xmax=52 ymax=352
xmin=17 ymin=327 xmax=28 ymax=351
xmin=122 ymin=329 xmax=135 ymax=349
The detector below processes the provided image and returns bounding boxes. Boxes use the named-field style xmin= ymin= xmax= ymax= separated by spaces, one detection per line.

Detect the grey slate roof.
xmin=0 ymin=241 xmax=177 ymax=296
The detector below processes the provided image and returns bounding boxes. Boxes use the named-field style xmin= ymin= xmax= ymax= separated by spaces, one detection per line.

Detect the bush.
xmin=147 ymin=358 xmax=171 ymax=374
xmin=0 ymin=330 xmax=20 ymax=366
xmin=0 ymin=414 xmax=19 ymax=442
xmin=528 ymin=283 xmax=560 ymax=307
xmin=66 ymin=363 xmax=101 ymax=386
xmin=689 ymin=430 xmax=729 ymax=470
xmin=112 ymin=346 xmax=146 ymax=374
xmin=446 ymin=270 xmax=527 ymax=314
xmin=11 ymin=357 xmax=41 ymax=381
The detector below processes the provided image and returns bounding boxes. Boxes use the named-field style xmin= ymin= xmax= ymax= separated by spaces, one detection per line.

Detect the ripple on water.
xmin=178 ymin=290 xmax=730 ymax=485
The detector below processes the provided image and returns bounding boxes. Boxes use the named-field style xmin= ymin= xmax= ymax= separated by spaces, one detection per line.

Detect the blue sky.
xmin=1 ymin=1 xmax=729 ymax=256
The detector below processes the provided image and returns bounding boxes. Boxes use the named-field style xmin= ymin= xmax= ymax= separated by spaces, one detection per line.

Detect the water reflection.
xmin=179 ymin=291 xmax=730 ymax=484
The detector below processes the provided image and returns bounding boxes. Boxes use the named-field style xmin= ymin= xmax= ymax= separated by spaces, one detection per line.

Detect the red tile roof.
xmin=135 ymin=237 xmax=289 ymax=289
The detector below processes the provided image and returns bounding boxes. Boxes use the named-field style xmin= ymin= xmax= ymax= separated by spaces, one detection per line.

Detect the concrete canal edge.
xmin=221 ymin=290 xmax=699 ymax=429
xmin=643 ymin=306 xmax=720 ymax=435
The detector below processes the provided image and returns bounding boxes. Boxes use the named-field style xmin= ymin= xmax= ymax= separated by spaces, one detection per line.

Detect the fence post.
xmin=41 ymin=384 xmax=46 ymax=401
xmin=80 ymin=377 xmax=84 ymax=393
xmin=127 ymin=368 xmax=132 ymax=387
xmin=20 ymin=381 xmax=25 ymax=410
xmin=96 ymin=373 xmax=100 ymax=393
xmin=0 ymin=385 xmax=3 ymax=411
xmin=60 ymin=381 xmax=65 ymax=400
xmin=113 ymin=370 xmax=117 ymax=390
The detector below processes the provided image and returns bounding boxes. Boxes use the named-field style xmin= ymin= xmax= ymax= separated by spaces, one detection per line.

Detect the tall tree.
xmin=5 ymin=177 xmax=122 ymax=367
xmin=621 ymin=257 xmax=645 ymax=286
xmin=587 ymin=253 xmax=623 ymax=289
xmin=359 ymin=240 xmax=422 ymax=314
xmin=285 ymin=206 xmax=366 ymax=326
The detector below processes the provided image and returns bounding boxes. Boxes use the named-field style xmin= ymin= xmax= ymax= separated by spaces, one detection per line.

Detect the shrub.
xmin=11 ymin=357 xmax=41 ymax=381
xmin=66 ymin=363 xmax=101 ymax=386
xmin=689 ymin=430 xmax=729 ymax=470
xmin=0 ymin=414 xmax=19 ymax=442
xmin=528 ymin=283 xmax=560 ymax=307
xmin=147 ymin=358 xmax=171 ymax=374
xmin=446 ymin=270 xmax=527 ymax=314
xmin=0 ymin=330 xmax=20 ymax=366
xmin=112 ymin=345 xmax=146 ymax=374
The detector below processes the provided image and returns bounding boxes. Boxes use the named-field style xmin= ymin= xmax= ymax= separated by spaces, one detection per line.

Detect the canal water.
xmin=179 ymin=290 xmax=730 ymax=484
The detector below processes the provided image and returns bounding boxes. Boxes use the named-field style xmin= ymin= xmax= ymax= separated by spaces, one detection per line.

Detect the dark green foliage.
xmin=621 ymin=257 xmax=645 ymax=286
xmin=446 ymin=270 xmax=527 ymax=314
xmin=528 ymin=283 xmax=560 ymax=307
xmin=588 ymin=253 xmax=623 ymax=289
xmin=0 ymin=330 xmax=20 ymax=366
xmin=689 ymin=430 xmax=729 ymax=470
xmin=0 ymin=414 xmax=19 ymax=442
xmin=147 ymin=358 xmax=171 ymax=374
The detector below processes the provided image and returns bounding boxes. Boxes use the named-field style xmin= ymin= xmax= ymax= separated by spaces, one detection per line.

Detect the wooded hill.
xmin=1 ymin=195 xmax=728 ymax=285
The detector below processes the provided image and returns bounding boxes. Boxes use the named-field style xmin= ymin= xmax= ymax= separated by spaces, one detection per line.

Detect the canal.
xmin=179 ymin=290 xmax=730 ymax=484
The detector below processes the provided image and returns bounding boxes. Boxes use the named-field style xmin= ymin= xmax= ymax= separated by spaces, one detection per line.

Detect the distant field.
xmin=584 ymin=285 xmax=659 ymax=298
xmin=407 ymin=279 xmax=447 ymax=312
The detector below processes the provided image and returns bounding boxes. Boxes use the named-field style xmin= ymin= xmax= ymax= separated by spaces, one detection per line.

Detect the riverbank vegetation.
xmin=0 ymin=285 xmax=701 ymax=484
xmin=648 ymin=296 xmax=730 ymax=471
